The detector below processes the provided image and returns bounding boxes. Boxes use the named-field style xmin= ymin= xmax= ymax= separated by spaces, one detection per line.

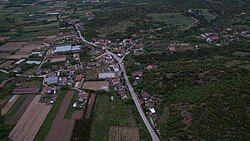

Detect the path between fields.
xmin=45 ymin=90 xmax=83 ymax=141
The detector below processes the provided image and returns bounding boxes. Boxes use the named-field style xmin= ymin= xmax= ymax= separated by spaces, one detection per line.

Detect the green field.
xmin=64 ymin=91 xmax=77 ymax=119
xmin=96 ymin=21 xmax=134 ymax=37
xmin=147 ymin=13 xmax=195 ymax=29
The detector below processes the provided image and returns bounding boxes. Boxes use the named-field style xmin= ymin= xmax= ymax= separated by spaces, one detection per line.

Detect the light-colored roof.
xmin=98 ymin=72 xmax=115 ymax=79
xmin=53 ymin=45 xmax=81 ymax=53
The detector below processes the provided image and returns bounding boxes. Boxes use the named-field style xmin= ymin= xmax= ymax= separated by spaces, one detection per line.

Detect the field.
xmin=64 ymin=91 xmax=77 ymax=119
xmin=0 ymin=42 xmax=27 ymax=52
xmin=147 ymin=13 xmax=195 ymax=29
xmin=0 ymin=60 xmax=14 ymax=69
xmin=90 ymin=94 xmax=137 ymax=141
xmin=96 ymin=21 xmax=134 ymax=37
xmin=7 ymin=95 xmax=35 ymax=125
xmin=199 ymin=9 xmax=216 ymax=22
xmin=82 ymin=81 xmax=109 ymax=91
xmin=109 ymin=127 xmax=139 ymax=141
xmin=1 ymin=95 xmax=20 ymax=115
xmin=45 ymin=90 xmax=75 ymax=141
xmin=9 ymin=95 xmax=52 ymax=141
xmin=85 ymin=93 xmax=96 ymax=119
xmin=34 ymin=89 xmax=68 ymax=141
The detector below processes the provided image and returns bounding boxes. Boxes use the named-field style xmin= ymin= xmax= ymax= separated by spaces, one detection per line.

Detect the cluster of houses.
xmin=200 ymin=28 xmax=249 ymax=46
xmin=140 ymin=91 xmax=157 ymax=121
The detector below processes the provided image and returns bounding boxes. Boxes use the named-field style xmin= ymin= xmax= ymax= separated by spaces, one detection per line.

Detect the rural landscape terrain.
xmin=0 ymin=0 xmax=249 ymax=141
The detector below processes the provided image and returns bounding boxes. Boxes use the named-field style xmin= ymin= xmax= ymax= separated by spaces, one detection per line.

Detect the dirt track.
xmin=9 ymin=95 xmax=52 ymax=141
xmin=45 ymin=91 xmax=75 ymax=141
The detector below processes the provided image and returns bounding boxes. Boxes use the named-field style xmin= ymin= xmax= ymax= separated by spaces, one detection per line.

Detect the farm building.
xmin=98 ymin=72 xmax=116 ymax=79
xmin=12 ymin=87 xmax=40 ymax=94
xmin=26 ymin=61 xmax=41 ymax=65
xmin=52 ymin=45 xmax=81 ymax=54
xmin=44 ymin=76 xmax=58 ymax=85
xmin=15 ymin=59 xmax=26 ymax=65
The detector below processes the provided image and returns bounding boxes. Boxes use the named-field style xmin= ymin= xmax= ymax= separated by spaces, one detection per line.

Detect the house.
xmin=206 ymin=36 xmax=219 ymax=43
xmin=75 ymin=74 xmax=84 ymax=82
xmin=141 ymin=91 xmax=150 ymax=101
xmin=146 ymin=64 xmax=156 ymax=70
xmin=112 ymin=77 xmax=120 ymax=85
xmin=149 ymin=108 xmax=156 ymax=114
xmin=44 ymin=76 xmax=58 ymax=85
xmin=78 ymin=91 xmax=89 ymax=102
xmin=119 ymin=89 xmax=128 ymax=100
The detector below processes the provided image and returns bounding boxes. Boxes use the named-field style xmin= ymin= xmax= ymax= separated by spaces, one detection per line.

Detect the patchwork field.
xmin=109 ymin=127 xmax=139 ymax=141
xmin=9 ymin=95 xmax=52 ymax=141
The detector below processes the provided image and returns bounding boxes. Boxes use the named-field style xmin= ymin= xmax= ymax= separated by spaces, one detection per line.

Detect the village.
xmin=0 ymin=0 xmax=249 ymax=141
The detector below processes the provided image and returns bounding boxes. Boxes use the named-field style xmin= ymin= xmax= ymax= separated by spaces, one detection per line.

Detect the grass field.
xmin=34 ymin=89 xmax=68 ymax=141
xmin=147 ymin=13 xmax=195 ymax=29
xmin=96 ymin=21 xmax=134 ymax=37
xmin=200 ymin=9 xmax=216 ymax=22
xmin=64 ymin=91 xmax=77 ymax=119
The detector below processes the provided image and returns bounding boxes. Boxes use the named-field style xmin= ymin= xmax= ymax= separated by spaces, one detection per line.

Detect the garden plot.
xmin=109 ymin=127 xmax=139 ymax=141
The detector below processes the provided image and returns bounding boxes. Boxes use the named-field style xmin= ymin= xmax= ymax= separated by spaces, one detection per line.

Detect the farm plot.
xmin=109 ymin=127 xmax=139 ymax=141
xmin=0 ymin=60 xmax=14 ymax=69
xmin=1 ymin=95 xmax=20 ymax=115
xmin=45 ymin=91 xmax=75 ymax=141
xmin=9 ymin=95 xmax=52 ymax=141
xmin=8 ymin=95 xmax=35 ymax=125
xmin=82 ymin=81 xmax=109 ymax=91
xmin=16 ymin=41 xmax=46 ymax=54
xmin=147 ymin=13 xmax=195 ymax=29
xmin=0 ymin=42 xmax=28 ymax=52
xmin=96 ymin=21 xmax=134 ymax=37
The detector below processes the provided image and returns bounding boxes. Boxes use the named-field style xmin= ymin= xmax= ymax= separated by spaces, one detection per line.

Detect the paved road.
xmin=75 ymin=25 xmax=160 ymax=141
xmin=107 ymin=51 xmax=160 ymax=141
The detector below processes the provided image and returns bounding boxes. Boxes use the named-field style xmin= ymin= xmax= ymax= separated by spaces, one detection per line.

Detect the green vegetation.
xmin=126 ymin=41 xmax=250 ymax=140
xmin=64 ymin=91 xmax=77 ymax=119
xmin=90 ymin=94 xmax=149 ymax=141
xmin=147 ymin=13 xmax=195 ymax=29
xmin=34 ymin=88 xmax=68 ymax=141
